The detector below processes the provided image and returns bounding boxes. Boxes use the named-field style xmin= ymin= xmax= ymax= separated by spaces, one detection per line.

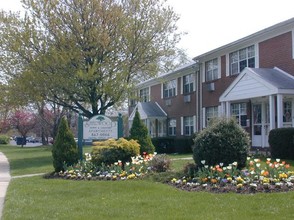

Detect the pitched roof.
xmin=251 ymin=68 xmax=294 ymax=89
xmin=129 ymin=102 xmax=167 ymax=120
xmin=220 ymin=67 xmax=294 ymax=102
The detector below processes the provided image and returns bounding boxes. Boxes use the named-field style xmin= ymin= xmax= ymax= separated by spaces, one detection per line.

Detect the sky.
xmin=1 ymin=0 xmax=294 ymax=59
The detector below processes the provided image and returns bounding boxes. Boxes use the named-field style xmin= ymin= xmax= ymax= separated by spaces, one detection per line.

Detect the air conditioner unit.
xmin=165 ymin=99 xmax=172 ymax=106
xmin=206 ymin=82 xmax=215 ymax=92
xmin=184 ymin=95 xmax=191 ymax=103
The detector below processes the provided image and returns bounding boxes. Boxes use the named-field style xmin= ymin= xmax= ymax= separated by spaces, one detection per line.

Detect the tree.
xmin=0 ymin=0 xmax=185 ymax=118
xmin=9 ymin=110 xmax=37 ymax=147
xmin=129 ymin=111 xmax=155 ymax=154
xmin=52 ymin=116 xmax=78 ymax=172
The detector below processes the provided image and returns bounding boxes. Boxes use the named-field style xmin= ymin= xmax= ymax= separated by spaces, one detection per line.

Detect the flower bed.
xmin=45 ymin=152 xmax=155 ymax=181
xmin=169 ymin=157 xmax=294 ymax=194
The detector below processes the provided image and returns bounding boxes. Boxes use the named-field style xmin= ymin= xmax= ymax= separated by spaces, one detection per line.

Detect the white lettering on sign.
xmin=83 ymin=115 xmax=118 ymax=140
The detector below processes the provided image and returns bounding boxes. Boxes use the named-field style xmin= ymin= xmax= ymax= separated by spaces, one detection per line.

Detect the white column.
xmin=221 ymin=102 xmax=226 ymax=117
xmin=269 ymin=95 xmax=275 ymax=130
xmin=226 ymin=101 xmax=231 ymax=118
xmin=277 ymin=94 xmax=283 ymax=128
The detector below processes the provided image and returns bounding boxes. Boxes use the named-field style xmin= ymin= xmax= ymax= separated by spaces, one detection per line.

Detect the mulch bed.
xmin=168 ymin=182 xmax=294 ymax=194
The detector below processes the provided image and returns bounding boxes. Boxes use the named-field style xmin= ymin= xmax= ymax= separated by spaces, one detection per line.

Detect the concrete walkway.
xmin=0 ymin=152 xmax=11 ymax=220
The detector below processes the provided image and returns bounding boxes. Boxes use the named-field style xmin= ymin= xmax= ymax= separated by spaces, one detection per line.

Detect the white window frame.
xmin=163 ymin=79 xmax=177 ymax=98
xmin=139 ymin=87 xmax=150 ymax=102
xmin=183 ymin=74 xmax=195 ymax=94
xmin=168 ymin=119 xmax=176 ymax=136
xmin=231 ymin=103 xmax=247 ymax=127
xmin=206 ymin=106 xmax=219 ymax=125
xmin=205 ymin=58 xmax=218 ymax=81
xmin=229 ymin=45 xmax=255 ymax=75
xmin=183 ymin=116 xmax=194 ymax=136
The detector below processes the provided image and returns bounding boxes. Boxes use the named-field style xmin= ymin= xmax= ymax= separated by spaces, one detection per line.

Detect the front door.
xmin=252 ymin=103 xmax=270 ymax=147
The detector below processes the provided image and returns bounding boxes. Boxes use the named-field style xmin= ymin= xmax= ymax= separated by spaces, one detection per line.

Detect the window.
xmin=205 ymin=58 xmax=218 ymax=81
xmin=229 ymin=45 xmax=255 ymax=75
xmin=183 ymin=74 xmax=194 ymax=94
xmin=283 ymin=101 xmax=292 ymax=123
xmin=139 ymin=88 xmax=149 ymax=102
xmin=183 ymin=116 xmax=194 ymax=136
xmin=206 ymin=106 xmax=218 ymax=125
xmin=231 ymin=103 xmax=247 ymax=126
xmin=163 ymin=79 xmax=176 ymax=98
xmin=168 ymin=119 xmax=176 ymax=136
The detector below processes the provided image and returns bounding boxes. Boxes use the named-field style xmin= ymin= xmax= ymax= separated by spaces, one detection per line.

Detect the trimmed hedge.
xmin=91 ymin=138 xmax=140 ymax=166
xmin=151 ymin=137 xmax=193 ymax=154
xmin=269 ymin=127 xmax=294 ymax=160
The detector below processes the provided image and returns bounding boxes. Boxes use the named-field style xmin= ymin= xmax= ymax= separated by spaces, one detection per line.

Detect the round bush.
xmin=0 ymin=135 xmax=10 ymax=144
xmin=193 ymin=117 xmax=250 ymax=169
xmin=91 ymin=138 xmax=140 ymax=166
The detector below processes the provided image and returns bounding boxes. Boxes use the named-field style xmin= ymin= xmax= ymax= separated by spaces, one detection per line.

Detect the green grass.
xmin=3 ymin=177 xmax=294 ymax=220
xmin=0 ymin=144 xmax=92 ymax=176
xmin=1 ymin=145 xmax=294 ymax=220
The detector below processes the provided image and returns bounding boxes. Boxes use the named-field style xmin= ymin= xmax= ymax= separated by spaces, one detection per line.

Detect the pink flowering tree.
xmin=9 ymin=110 xmax=37 ymax=147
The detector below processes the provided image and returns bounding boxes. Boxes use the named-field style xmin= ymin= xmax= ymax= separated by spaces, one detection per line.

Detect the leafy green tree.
xmin=52 ymin=116 xmax=78 ymax=172
xmin=0 ymin=0 xmax=185 ymax=118
xmin=130 ymin=111 xmax=155 ymax=154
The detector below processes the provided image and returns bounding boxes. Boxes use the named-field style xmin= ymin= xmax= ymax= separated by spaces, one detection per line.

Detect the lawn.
xmin=1 ymin=144 xmax=294 ymax=220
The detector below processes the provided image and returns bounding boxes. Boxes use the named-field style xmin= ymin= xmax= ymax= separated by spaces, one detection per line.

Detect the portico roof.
xmin=129 ymin=102 xmax=167 ymax=120
xmin=220 ymin=67 xmax=294 ymax=102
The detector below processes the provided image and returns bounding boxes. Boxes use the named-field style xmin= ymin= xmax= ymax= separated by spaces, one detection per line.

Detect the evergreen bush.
xmin=129 ymin=111 xmax=155 ymax=154
xmin=52 ymin=117 xmax=78 ymax=172
xmin=0 ymin=135 xmax=10 ymax=144
xmin=91 ymin=138 xmax=140 ymax=166
xmin=269 ymin=127 xmax=294 ymax=160
xmin=193 ymin=117 xmax=250 ymax=169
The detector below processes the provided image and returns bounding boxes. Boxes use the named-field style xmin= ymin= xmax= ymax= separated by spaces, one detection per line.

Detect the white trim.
xmin=218 ymin=56 xmax=221 ymax=79
xmin=255 ymin=43 xmax=259 ymax=68
xmin=218 ymin=105 xmax=222 ymax=117
xmin=277 ymin=94 xmax=283 ymax=128
xmin=202 ymin=63 xmax=205 ymax=83
xmin=180 ymin=117 xmax=184 ymax=135
xmin=292 ymin=29 xmax=294 ymax=59
xmin=226 ymin=101 xmax=231 ymax=117
xmin=175 ymin=79 xmax=178 ymax=96
xmin=193 ymin=115 xmax=197 ymax=132
xmin=202 ymin=107 xmax=206 ymax=128
xmin=226 ymin=54 xmax=229 ymax=76
xmin=269 ymin=95 xmax=275 ymax=130
xmin=180 ymin=76 xmax=183 ymax=95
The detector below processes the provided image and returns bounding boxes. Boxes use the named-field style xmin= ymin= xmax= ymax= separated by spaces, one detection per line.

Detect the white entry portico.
xmin=220 ymin=67 xmax=294 ymax=148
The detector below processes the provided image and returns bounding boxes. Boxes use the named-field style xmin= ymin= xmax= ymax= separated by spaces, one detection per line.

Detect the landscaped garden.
xmin=1 ymin=116 xmax=294 ymax=219
xmin=1 ymin=144 xmax=294 ymax=220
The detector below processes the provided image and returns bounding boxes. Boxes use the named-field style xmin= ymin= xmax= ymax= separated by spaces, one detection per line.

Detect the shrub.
xmin=52 ymin=117 xmax=79 ymax=172
xmin=152 ymin=137 xmax=193 ymax=154
xmin=0 ymin=135 xmax=10 ymax=144
xmin=91 ymin=138 xmax=140 ymax=166
xmin=129 ymin=111 xmax=155 ymax=154
xmin=149 ymin=154 xmax=171 ymax=172
xmin=269 ymin=127 xmax=294 ymax=160
xmin=193 ymin=117 xmax=250 ymax=169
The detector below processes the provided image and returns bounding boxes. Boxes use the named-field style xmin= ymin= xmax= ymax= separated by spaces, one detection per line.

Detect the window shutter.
xmin=202 ymin=107 xmax=206 ymax=128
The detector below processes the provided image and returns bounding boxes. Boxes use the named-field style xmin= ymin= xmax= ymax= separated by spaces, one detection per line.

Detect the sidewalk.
xmin=0 ymin=152 xmax=11 ymax=220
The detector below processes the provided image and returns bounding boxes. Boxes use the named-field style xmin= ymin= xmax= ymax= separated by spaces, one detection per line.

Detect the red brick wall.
xmin=259 ymin=31 xmax=294 ymax=75
xmin=150 ymin=77 xmax=197 ymax=136
xmin=202 ymin=55 xmax=237 ymax=107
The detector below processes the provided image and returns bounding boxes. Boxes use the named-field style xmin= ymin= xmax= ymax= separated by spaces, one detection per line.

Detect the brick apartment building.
xmin=129 ymin=17 xmax=294 ymax=149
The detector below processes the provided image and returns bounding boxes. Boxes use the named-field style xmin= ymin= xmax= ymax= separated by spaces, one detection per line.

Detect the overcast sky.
xmin=1 ymin=0 xmax=294 ymax=59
